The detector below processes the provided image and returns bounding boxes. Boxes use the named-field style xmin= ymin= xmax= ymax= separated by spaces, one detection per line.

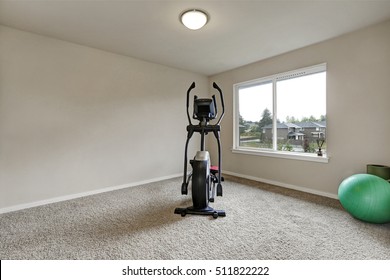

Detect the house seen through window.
xmin=234 ymin=63 xmax=326 ymax=157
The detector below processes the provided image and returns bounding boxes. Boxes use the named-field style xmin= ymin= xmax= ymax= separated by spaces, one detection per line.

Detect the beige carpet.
xmin=0 ymin=175 xmax=389 ymax=259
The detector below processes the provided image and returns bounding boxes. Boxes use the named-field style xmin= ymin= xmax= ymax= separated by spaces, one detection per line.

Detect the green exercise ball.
xmin=338 ymin=174 xmax=390 ymax=224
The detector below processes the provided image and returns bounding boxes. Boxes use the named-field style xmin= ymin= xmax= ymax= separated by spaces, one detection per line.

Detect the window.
xmin=233 ymin=63 xmax=327 ymax=162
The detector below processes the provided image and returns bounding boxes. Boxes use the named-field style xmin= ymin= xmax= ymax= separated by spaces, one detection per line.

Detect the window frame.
xmin=233 ymin=63 xmax=328 ymax=163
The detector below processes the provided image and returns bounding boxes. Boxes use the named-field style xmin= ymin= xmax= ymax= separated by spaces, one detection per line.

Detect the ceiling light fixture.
xmin=180 ymin=9 xmax=209 ymax=30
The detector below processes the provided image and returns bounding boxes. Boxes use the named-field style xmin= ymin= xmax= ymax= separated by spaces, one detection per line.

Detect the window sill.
xmin=232 ymin=147 xmax=329 ymax=163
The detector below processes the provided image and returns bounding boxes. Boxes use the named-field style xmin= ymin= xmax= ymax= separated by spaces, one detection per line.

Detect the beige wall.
xmin=0 ymin=25 xmax=208 ymax=210
xmin=1 ymin=19 xmax=390 ymax=211
xmin=209 ymin=20 xmax=390 ymax=197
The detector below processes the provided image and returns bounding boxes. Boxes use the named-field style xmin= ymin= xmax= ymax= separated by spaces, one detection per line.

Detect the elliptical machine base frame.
xmin=174 ymin=207 xmax=226 ymax=219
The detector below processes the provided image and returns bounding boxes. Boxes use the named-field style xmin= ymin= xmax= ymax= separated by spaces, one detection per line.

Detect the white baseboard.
xmin=0 ymin=173 xmax=182 ymax=214
xmin=223 ymin=170 xmax=339 ymax=200
xmin=0 ymin=171 xmax=338 ymax=214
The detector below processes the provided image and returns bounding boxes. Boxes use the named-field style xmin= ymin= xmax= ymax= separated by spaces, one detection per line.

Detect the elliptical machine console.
xmin=174 ymin=82 xmax=225 ymax=218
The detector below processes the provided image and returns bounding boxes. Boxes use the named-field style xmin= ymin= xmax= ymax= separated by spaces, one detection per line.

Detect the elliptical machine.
xmin=174 ymin=82 xmax=225 ymax=219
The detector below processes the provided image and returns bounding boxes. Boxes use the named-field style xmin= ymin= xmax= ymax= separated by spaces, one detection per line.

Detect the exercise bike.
xmin=174 ymin=82 xmax=225 ymax=219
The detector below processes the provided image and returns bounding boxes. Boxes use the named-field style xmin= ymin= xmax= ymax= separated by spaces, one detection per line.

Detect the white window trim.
xmin=233 ymin=63 xmax=328 ymax=163
xmin=232 ymin=147 xmax=329 ymax=163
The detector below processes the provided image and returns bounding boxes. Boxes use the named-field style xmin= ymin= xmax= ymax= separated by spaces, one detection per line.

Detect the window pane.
xmin=276 ymin=72 xmax=326 ymax=154
xmin=238 ymin=82 xmax=273 ymax=149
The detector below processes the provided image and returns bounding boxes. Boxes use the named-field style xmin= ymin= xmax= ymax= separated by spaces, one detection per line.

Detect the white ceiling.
xmin=1 ymin=0 xmax=390 ymax=76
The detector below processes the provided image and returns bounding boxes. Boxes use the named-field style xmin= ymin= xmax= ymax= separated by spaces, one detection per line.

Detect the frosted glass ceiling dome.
xmin=180 ymin=9 xmax=209 ymax=30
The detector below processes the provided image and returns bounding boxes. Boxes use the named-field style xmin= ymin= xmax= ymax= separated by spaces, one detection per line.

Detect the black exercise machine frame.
xmin=174 ymin=82 xmax=225 ymax=218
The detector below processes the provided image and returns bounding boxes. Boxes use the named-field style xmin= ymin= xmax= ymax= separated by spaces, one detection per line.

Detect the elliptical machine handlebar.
xmin=186 ymin=81 xmax=224 ymax=125
xmin=186 ymin=82 xmax=196 ymax=125
xmin=212 ymin=82 xmax=225 ymax=125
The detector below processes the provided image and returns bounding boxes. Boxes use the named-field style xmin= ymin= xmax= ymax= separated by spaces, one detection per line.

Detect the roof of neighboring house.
xmin=263 ymin=122 xmax=302 ymax=129
xmin=296 ymin=121 xmax=326 ymax=128
xmin=263 ymin=121 xmax=326 ymax=129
